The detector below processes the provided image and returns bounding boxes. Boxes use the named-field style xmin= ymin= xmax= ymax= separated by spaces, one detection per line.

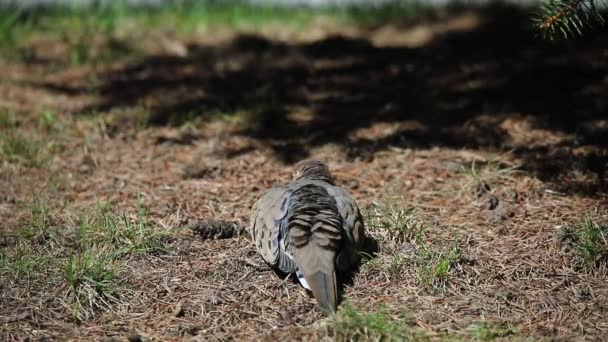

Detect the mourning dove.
xmin=250 ymin=160 xmax=365 ymax=313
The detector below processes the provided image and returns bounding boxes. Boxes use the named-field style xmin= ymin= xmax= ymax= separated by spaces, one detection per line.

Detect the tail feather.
xmin=307 ymin=270 xmax=338 ymax=313
xmin=287 ymin=184 xmax=343 ymax=314
xmin=293 ymin=243 xmax=338 ymax=313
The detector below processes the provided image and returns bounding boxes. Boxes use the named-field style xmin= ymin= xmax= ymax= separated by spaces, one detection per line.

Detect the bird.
xmin=250 ymin=160 xmax=366 ymax=314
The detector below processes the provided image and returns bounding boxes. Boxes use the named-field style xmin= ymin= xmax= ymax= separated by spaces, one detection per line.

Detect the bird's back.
xmin=285 ymin=182 xmax=344 ymax=312
xmin=250 ymin=160 xmax=365 ymax=313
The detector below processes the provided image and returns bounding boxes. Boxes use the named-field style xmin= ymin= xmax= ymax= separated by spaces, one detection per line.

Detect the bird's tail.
xmin=287 ymin=184 xmax=343 ymax=314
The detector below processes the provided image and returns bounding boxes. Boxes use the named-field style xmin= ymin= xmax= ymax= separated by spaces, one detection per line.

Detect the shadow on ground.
xmin=42 ymin=4 xmax=608 ymax=196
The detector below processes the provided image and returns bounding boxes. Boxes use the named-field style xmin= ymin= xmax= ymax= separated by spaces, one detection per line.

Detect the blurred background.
xmin=2 ymin=0 xmax=605 ymax=186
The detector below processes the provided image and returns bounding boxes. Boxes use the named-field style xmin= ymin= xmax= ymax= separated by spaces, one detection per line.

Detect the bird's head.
xmin=293 ymin=160 xmax=335 ymax=184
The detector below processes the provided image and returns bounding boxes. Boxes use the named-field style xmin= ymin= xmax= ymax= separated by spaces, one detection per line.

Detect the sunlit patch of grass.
xmin=340 ymin=1 xmax=434 ymax=27
xmin=562 ymin=209 xmax=608 ymax=269
xmin=0 ymin=1 xmax=136 ymax=64
xmin=0 ymin=110 xmax=64 ymax=168
xmin=361 ymin=244 xmax=461 ymax=291
xmin=416 ymin=245 xmax=461 ymax=291
xmin=466 ymin=321 xmax=519 ymax=340
xmin=163 ymin=1 xmax=319 ymax=33
xmin=19 ymin=194 xmax=58 ymax=243
xmin=361 ymin=199 xmax=461 ymax=291
xmin=0 ymin=108 xmax=15 ymax=129
xmin=366 ymin=201 xmax=425 ymax=244
xmin=12 ymin=248 xmax=39 ymax=280
xmin=62 ymin=199 xmax=166 ymax=321
xmin=60 ymin=25 xmax=137 ymax=65
xmin=0 ymin=1 xmax=440 ymax=64
xmin=94 ymin=107 xmax=153 ymax=135
xmin=0 ymin=6 xmax=35 ymax=59
xmin=459 ymin=157 xmax=521 ymax=195
xmin=38 ymin=110 xmax=62 ymax=133
xmin=75 ymin=200 xmax=167 ymax=258
xmin=0 ymin=244 xmax=49 ymax=283
xmin=62 ymin=247 xmax=120 ymax=322
xmin=1 ymin=192 xmax=168 ymax=323
xmin=0 ymin=130 xmax=49 ymax=167
xmin=360 ymin=254 xmax=415 ymax=282
xmin=331 ymin=302 xmax=421 ymax=341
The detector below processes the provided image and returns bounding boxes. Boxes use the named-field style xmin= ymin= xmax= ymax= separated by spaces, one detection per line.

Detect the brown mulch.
xmin=1 ymin=7 xmax=607 ymax=341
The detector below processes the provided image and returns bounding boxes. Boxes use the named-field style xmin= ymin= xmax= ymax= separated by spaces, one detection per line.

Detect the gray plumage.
xmin=250 ymin=160 xmax=365 ymax=313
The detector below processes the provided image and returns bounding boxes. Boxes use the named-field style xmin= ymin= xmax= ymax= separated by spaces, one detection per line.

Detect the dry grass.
xmin=1 ymin=4 xmax=608 ymax=341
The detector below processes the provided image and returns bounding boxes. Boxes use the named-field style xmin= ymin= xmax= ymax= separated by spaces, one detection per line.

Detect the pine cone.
xmin=191 ymin=220 xmax=245 ymax=240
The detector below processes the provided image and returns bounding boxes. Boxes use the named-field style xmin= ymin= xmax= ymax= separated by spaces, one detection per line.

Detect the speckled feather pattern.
xmin=250 ymin=160 xmax=365 ymax=312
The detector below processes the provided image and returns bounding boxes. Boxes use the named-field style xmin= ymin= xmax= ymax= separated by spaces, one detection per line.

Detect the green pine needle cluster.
xmin=535 ymin=0 xmax=606 ymax=39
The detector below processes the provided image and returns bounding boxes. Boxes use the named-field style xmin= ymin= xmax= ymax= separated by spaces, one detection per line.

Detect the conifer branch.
xmin=535 ymin=0 xmax=606 ymax=39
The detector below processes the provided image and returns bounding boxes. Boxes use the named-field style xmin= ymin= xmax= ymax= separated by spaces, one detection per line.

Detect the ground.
xmin=0 ymin=3 xmax=607 ymax=341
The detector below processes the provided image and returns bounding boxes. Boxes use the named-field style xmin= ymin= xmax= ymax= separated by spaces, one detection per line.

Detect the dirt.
xmin=1 ymin=5 xmax=607 ymax=341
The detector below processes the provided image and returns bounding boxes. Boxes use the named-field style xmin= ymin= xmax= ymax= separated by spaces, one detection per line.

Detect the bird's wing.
xmin=324 ymin=185 xmax=366 ymax=269
xmin=250 ymin=185 xmax=298 ymax=273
